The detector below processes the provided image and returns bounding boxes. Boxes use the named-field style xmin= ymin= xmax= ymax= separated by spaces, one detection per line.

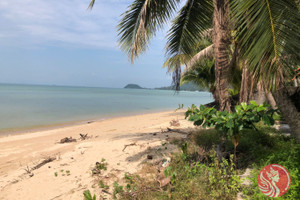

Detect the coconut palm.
xmin=231 ymin=0 xmax=300 ymax=142
xmin=89 ymin=0 xmax=300 ymax=142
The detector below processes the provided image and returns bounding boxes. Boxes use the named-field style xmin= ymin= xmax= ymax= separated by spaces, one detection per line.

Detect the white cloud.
xmin=0 ymin=0 xmax=131 ymax=49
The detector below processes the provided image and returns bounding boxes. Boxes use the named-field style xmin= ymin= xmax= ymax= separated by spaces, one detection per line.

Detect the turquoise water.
xmin=0 ymin=84 xmax=213 ymax=133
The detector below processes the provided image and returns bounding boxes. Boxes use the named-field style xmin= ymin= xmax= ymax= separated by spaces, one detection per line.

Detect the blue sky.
xmin=0 ymin=0 xmax=174 ymax=88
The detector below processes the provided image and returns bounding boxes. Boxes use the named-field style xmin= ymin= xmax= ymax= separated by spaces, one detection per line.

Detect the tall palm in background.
xmin=89 ymin=0 xmax=300 ymax=142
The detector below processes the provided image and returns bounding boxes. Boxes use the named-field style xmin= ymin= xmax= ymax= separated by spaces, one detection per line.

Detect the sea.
xmin=0 ymin=83 xmax=213 ymax=134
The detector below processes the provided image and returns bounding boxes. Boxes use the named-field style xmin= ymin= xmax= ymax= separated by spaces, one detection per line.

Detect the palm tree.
xmin=232 ymin=0 xmax=300 ymax=142
xmin=89 ymin=0 xmax=300 ymax=142
xmin=116 ymin=0 xmax=237 ymax=110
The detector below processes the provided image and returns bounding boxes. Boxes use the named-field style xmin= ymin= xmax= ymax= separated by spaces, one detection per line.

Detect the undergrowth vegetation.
xmin=84 ymin=103 xmax=300 ymax=199
xmin=112 ymin=125 xmax=299 ymax=200
xmin=118 ymin=148 xmax=241 ymax=200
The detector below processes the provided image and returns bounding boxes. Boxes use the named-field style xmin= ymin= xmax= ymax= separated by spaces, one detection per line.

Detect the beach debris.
xmin=157 ymin=173 xmax=171 ymax=187
xmin=166 ymin=127 xmax=188 ymax=134
xmin=79 ymin=133 xmax=90 ymax=140
xmin=31 ymin=156 xmax=56 ymax=171
xmin=147 ymin=155 xmax=153 ymax=160
xmin=122 ymin=142 xmax=137 ymax=152
xmin=158 ymin=157 xmax=171 ymax=173
xmin=87 ymin=121 xmax=94 ymax=124
xmin=161 ymin=127 xmax=189 ymax=135
xmin=60 ymin=137 xmax=77 ymax=143
xmin=170 ymin=119 xmax=180 ymax=127
xmin=23 ymin=156 xmax=55 ymax=178
xmin=24 ymin=166 xmax=32 ymax=174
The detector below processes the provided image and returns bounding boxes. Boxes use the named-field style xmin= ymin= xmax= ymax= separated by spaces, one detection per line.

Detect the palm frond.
xmin=165 ymin=0 xmax=213 ymax=90
xmin=185 ymin=44 xmax=214 ymax=71
xmin=166 ymin=0 xmax=213 ymax=58
xmin=118 ymin=0 xmax=180 ymax=62
xmin=181 ymin=58 xmax=215 ymax=91
xmin=163 ymin=54 xmax=189 ymax=71
xmin=232 ymin=0 xmax=300 ymax=87
xmin=88 ymin=0 xmax=95 ymax=10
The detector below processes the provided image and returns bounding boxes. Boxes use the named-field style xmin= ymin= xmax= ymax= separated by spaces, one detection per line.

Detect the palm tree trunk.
xmin=213 ymin=0 xmax=231 ymax=111
xmin=255 ymin=81 xmax=267 ymax=104
xmin=273 ymin=87 xmax=300 ymax=143
xmin=239 ymin=66 xmax=254 ymax=103
xmin=263 ymin=84 xmax=277 ymax=109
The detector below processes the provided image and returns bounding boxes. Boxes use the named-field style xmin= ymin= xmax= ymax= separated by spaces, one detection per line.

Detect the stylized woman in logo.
xmin=258 ymin=167 xmax=280 ymax=197
xmin=258 ymin=164 xmax=291 ymax=198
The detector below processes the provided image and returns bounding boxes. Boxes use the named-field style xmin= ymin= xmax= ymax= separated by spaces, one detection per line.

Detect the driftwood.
xmin=165 ymin=128 xmax=188 ymax=135
xmin=79 ymin=133 xmax=89 ymax=140
xmin=60 ymin=137 xmax=76 ymax=143
xmin=169 ymin=119 xmax=180 ymax=127
xmin=102 ymin=189 xmax=112 ymax=195
xmin=122 ymin=142 xmax=136 ymax=152
xmin=32 ymin=157 xmax=56 ymax=171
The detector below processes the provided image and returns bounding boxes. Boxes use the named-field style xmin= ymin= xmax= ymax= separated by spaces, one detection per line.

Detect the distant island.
xmin=155 ymin=82 xmax=206 ymax=92
xmin=124 ymin=84 xmax=144 ymax=89
xmin=124 ymin=82 xmax=206 ymax=91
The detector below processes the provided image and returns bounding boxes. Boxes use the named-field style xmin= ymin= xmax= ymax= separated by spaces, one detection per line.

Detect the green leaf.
xmin=226 ymin=119 xmax=234 ymax=128
xmin=241 ymin=102 xmax=247 ymax=110
xmin=262 ymin=115 xmax=271 ymax=125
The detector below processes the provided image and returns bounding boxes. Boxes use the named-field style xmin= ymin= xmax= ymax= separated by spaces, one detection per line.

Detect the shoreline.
xmin=0 ymin=108 xmax=175 ymax=138
xmin=0 ymin=109 xmax=194 ymax=200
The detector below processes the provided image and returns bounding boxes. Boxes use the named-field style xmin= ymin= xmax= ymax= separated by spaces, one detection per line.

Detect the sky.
xmin=0 ymin=0 xmax=175 ymax=88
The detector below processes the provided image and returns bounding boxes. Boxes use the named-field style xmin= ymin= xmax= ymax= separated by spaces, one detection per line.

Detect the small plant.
xmin=124 ymin=173 xmax=137 ymax=191
xmin=83 ymin=190 xmax=96 ymax=200
xmin=163 ymin=167 xmax=177 ymax=185
xmin=97 ymin=158 xmax=108 ymax=171
xmin=99 ymin=180 xmax=109 ymax=189
xmin=54 ymin=172 xmax=58 ymax=177
xmin=93 ymin=158 xmax=108 ymax=174
xmin=113 ymin=181 xmax=124 ymax=199
xmin=180 ymin=142 xmax=190 ymax=161
xmin=66 ymin=170 xmax=70 ymax=176
xmin=175 ymin=104 xmax=184 ymax=111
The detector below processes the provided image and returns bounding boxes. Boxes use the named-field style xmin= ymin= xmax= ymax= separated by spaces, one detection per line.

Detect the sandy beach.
xmin=0 ymin=110 xmax=195 ymax=200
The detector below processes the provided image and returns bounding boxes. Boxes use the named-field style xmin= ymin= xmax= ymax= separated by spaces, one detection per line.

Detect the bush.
xmin=194 ymin=129 xmax=220 ymax=150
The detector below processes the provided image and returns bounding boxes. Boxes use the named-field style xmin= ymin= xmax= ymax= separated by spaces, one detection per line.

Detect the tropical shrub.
xmin=186 ymin=101 xmax=276 ymax=136
xmin=185 ymin=101 xmax=277 ymax=160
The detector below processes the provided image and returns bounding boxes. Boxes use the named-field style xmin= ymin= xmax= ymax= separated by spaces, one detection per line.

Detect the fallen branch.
xmin=31 ymin=157 xmax=56 ymax=171
xmin=79 ymin=133 xmax=89 ymax=140
xmin=102 ymin=189 xmax=112 ymax=195
xmin=60 ymin=137 xmax=77 ymax=143
xmin=166 ymin=128 xmax=188 ymax=135
xmin=122 ymin=142 xmax=136 ymax=152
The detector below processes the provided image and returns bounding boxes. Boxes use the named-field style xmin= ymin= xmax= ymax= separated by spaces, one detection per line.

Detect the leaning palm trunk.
xmin=213 ymin=0 xmax=231 ymax=111
xmin=273 ymin=86 xmax=300 ymax=143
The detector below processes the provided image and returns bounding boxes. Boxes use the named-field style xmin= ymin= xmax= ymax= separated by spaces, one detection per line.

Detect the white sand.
xmin=0 ymin=110 xmax=195 ymax=200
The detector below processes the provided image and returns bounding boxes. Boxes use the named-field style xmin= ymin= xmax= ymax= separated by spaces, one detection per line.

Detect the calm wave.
xmin=0 ymin=84 xmax=213 ymax=133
